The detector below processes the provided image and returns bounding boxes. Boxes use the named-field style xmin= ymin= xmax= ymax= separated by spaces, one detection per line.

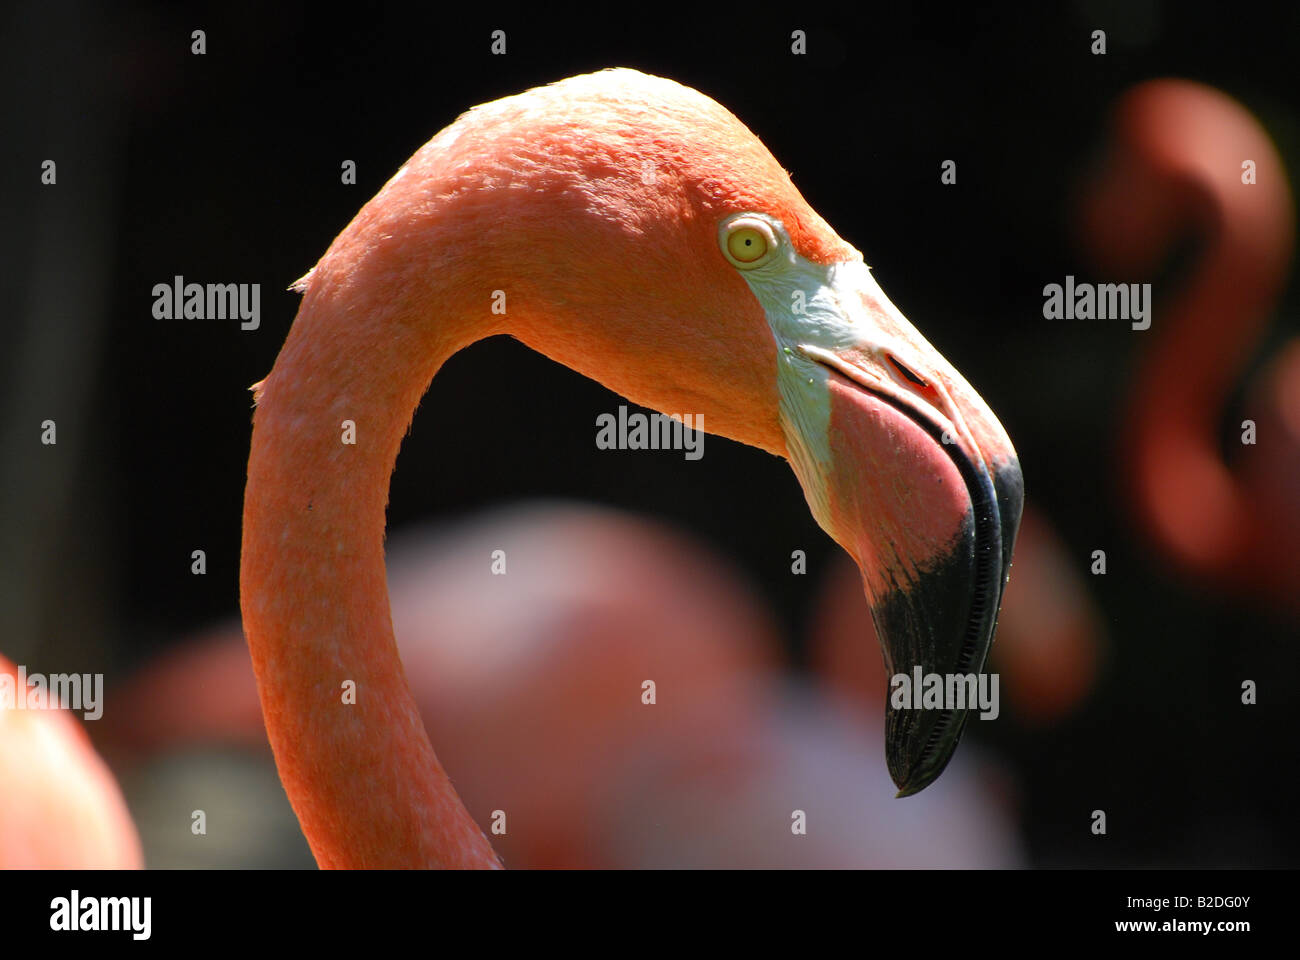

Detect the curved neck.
xmin=237 ymin=83 xmax=794 ymax=866
xmin=1127 ymin=162 xmax=1294 ymax=577
xmin=240 ymin=246 xmax=503 ymax=868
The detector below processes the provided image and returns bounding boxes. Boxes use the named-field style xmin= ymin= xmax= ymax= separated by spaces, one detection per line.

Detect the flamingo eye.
xmin=728 ymin=228 xmax=767 ymax=262
xmin=720 ymin=217 xmax=777 ymax=269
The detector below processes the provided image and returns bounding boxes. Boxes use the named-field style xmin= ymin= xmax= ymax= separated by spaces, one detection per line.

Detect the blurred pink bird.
xmin=0 ymin=655 xmax=142 ymax=868
xmin=1080 ymin=79 xmax=1300 ymax=613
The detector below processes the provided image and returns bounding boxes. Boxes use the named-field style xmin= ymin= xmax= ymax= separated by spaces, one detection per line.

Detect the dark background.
xmin=4 ymin=0 xmax=1298 ymax=866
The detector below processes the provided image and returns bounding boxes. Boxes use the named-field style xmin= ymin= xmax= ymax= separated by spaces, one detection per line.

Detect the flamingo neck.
xmin=240 ymin=239 xmax=503 ymax=868
xmin=1128 ymin=163 xmax=1294 ymax=577
xmin=237 ymin=75 xmax=800 ymax=866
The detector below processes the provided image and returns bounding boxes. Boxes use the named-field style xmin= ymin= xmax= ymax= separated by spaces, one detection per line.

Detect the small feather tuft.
xmin=288 ymin=268 xmax=315 ymax=293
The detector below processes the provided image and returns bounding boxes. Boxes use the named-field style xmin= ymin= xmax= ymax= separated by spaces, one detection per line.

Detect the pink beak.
xmin=796 ymin=303 xmax=1023 ymax=795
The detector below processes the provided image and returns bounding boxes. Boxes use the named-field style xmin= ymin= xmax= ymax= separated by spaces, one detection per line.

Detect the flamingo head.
xmin=717 ymin=212 xmax=1024 ymax=795
xmin=338 ymin=69 xmax=1024 ymax=796
xmin=665 ymin=78 xmax=1023 ymax=796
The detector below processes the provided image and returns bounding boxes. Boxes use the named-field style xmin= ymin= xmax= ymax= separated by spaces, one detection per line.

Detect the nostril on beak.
xmin=886 ymin=353 xmax=929 ymax=388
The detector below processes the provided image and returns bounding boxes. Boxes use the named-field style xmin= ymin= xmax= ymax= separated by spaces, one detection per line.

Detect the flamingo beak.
xmin=794 ymin=307 xmax=1023 ymax=796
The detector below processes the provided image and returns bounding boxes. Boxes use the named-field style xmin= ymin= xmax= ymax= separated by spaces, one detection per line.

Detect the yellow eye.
xmin=728 ymin=227 xmax=767 ymax=263
xmin=720 ymin=216 xmax=778 ymax=269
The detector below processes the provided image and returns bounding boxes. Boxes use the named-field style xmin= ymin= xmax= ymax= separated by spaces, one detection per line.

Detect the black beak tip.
xmin=893 ymin=775 xmax=927 ymax=799
xmin=875 ymin=456 xmax=1023 ymax=800
xmin=887 ymin=726 xmax=964 ymax=798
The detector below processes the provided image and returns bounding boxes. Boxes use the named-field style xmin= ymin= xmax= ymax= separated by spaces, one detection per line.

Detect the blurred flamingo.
xmin=240 ymin=68 xmax=1022 ymax=868
xmin=0 ymin=654 xmax=141 ymax=868
xmin=103 ymin=504 xmax=779 ymax=868
xmin=1079 ymin=79 xmax=1299 ymax=612
xmin=105 ymin=503 xmax=1021 ymax=868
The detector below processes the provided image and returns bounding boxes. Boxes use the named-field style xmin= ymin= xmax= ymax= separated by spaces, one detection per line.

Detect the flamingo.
xmin=1078 ymin=79 xmax=1299 ymax=611
xmin=105 ymin=505 xmax=779 ymax=766
xmin=0 ymin=655 xmax=142 ymax=868
xmin=240 ymin=68 xmax=1023 ymax=868
xmin=103 ymin=504 xmax=781 ymax=868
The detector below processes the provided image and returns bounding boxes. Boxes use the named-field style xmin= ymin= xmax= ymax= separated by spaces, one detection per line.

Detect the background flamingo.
xmin=1078 ymin=79 xmax=1300 ymax=613
xmin=0 ymin=655 xmax=141 ymax=868
xmin=103 ymin=504 xmax=780 ymax=869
